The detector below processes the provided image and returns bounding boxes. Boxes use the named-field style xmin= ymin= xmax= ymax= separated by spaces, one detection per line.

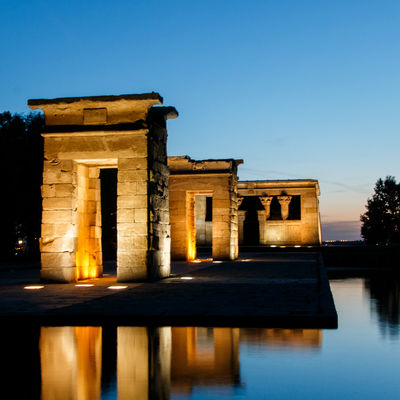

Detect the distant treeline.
xmin=0 ymin=111 xmax=44 ymax=260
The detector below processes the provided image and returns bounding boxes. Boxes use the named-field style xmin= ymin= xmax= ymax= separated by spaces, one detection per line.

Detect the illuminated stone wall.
xmin=238 ymin=180 xmax=322 ymax=246
xmin=168 ymin=157 xmax=242 ymax=260
xmin=29 ymin=93 xmax=177 ymax=282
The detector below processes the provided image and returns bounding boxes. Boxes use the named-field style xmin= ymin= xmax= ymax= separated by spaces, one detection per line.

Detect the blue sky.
xmin=1 ymin=0 xmax=399 ymax=240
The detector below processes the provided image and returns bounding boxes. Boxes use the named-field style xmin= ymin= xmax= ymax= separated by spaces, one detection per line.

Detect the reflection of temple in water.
xmin=38 ymin=326 xmax=322 ymax=399
xmin=171 ymin=327 xmax=240 ymax=395
xmin=239 ymin=328 xmax=322 ymax=350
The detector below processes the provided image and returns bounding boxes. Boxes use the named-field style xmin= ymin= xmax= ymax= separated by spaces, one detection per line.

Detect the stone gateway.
xmin=29 ymin=93 xmax=177 ymax=282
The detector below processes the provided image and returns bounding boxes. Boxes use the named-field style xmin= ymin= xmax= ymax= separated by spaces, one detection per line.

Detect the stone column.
xmin=212 ymin=187 xmax=232 ymax=260
xmin=278 ymin=195 xmax=292 ymax=220
xmin=257 ymin=210 xmax=267 ymax=244
xmin=229 ymin=176 xmax=240 ymax=260
xmin=40 ymin=159 xmax=77 ymax=282
xmin=259 ymin=196 xmax=273 ymax=219
xmin=238 ymin=210 xmax=247 ymax=244
xmin=117 ymin=155 xmax=149 ymax=282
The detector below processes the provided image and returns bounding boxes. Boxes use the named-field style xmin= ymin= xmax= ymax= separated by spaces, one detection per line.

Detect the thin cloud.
xmin=322 ymin=220 xmax=361 ymax=241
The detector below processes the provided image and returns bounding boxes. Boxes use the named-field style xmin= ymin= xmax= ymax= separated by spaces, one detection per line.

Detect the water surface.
xmin=2 ymin=273 xmax=400 ymax=399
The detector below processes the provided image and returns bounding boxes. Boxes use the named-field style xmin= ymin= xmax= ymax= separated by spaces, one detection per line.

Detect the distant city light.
xmin=180 ymin=277 xmax=193 ymax=280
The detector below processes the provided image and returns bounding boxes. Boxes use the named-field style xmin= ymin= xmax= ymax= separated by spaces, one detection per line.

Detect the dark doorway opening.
xmin=241 ymin=197 xmax=262 ymax=245
xmin=100 ymin=169 xmax=117 ymax=271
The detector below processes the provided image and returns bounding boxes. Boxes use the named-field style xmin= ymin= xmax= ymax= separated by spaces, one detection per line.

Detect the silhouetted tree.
xmin=360 ymin=176 xmax=400 ymax=245
xmin=0 ymin=111 xmax=44 ymax=260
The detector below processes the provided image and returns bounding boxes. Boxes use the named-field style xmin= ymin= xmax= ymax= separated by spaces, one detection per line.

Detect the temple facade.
xmin=238 ymin=180 xmax=322 ymax=246
xmin=30 ymin=92 xmax=321 ymax=282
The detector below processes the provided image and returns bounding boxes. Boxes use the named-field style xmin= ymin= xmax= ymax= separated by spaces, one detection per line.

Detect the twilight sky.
xmin=1 ymin=0 xmax=399 ymax=240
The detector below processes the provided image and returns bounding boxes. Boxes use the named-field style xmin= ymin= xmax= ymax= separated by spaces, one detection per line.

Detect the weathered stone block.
xmin=54 ymin=183 xmax=75 ymax=198
xmin=41 ymin=223 xmax=75 ymax=238
xmin=41 ymin=252 xmax=76 ymax=268
xmin=118 ymin=250 xmax=147 ymax=267
xmin=119 ymin=158 xmax=148 ymax=170
xmin=118 ymin=169 xmax=148 ymax=182
xmin=43 ymin=170 xmax=73 ymax=184
xmin=40 ymin=267 xmax=76 ymax=283
xmin=117 ymin=208 xmax=135 ymax=223
xmin=117 ymin=267 xmax=147 ymax=282
xmin=41 ymin=184 xmax=56 ymax=198
xmin=43 ymin=197 xmax=72 ymax=210
xmin=135 ymin=208 xmax=148 ymax=223
xmin=117 ymin=235 xmax=148 ymax=249
xmin=40 ymin=237 xmax=76 ymax=253
xmin=117 ymin=182 xmax=137 ymax=196
xmin=42 ymin=210 xmax=73 ymax=224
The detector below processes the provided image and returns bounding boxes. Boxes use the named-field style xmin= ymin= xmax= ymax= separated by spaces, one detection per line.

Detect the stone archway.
xmin=29 ymin=93 xmax=177 ymax=282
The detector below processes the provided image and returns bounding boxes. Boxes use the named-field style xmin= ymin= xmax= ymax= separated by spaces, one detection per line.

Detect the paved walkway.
xmin=0 ymin=252 xmax=337 ymax=328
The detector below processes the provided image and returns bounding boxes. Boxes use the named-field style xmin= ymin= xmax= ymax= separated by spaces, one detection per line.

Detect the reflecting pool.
xmin=2 ymin=273 xmax=400 ymax=399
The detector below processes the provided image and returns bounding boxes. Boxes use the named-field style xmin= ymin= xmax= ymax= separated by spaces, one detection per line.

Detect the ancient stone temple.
xmin=29 ymin=93 xmax=177 ymax=282
xmin=237 ymin=180 xmax=322 ymax=246
xmin=168 ymin=156 xmax=243 ymax=261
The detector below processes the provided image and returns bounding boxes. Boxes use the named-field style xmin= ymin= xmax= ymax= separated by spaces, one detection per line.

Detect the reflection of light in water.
xmin=180 ymin=277 xmax=193 ymax=280
xmin=75 ymin=284 xmax=94 ymax=287
xmin=40 ymin=327 xmax=102 ymax=400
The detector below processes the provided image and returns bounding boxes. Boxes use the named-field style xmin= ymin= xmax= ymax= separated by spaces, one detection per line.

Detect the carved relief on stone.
xmin=277 ymin=195 xmax=292 ymax=220
xmin=237 ymin=197 xmax=244 ymax=207
xmin=259 ymin=196 xmax=274 ymax=219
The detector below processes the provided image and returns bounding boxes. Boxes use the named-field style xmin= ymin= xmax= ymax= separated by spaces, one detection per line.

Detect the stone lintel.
xmin=238 ymin=180 xmax=321 ymax=196
xmin=28 ymin=92 xmax=162 ymax=107
xmin=169 ymin=156 xmax=243 ymax=175
xmin=28 ymin=92 xmax=164 ymax=126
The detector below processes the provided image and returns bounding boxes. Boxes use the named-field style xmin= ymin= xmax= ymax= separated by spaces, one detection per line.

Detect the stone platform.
xmin=0 ymin=252 xmax=337 ymax=328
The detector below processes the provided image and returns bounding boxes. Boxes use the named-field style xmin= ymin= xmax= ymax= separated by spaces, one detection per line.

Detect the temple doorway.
xmin=195 ymin=194 xmax=213 ymax=259
xmin=100 ymin=169 xmax=117 ymax=275
xmin=241 ymin=197 xmax=262 ymax=245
